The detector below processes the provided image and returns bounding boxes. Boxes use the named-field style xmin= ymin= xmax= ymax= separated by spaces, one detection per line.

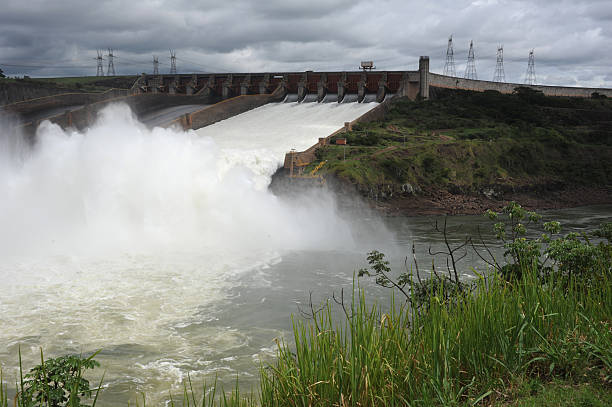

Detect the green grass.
xmin=257 ymin=267 xmax=612 ymax=406
xmin=314 ymin=89 xmax=612 ymax=192
xmin=491 ymin=380 xmax=612 ymax=406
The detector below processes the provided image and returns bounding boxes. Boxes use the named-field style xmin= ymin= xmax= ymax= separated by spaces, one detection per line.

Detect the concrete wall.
xmin=1 ymin=89 xmax=127 ymax=121
xmin=164 ymin=86 xmax=286 ymax=130
xmin=14 ymin=92 xmax=216 ymax=134
xmin=428 ymin=73 xmax=612 ymax=98
xmin=123 ymin=93 xmax=215 ymax=116
xmin=2 ymin=88 xmax=128 ymax=115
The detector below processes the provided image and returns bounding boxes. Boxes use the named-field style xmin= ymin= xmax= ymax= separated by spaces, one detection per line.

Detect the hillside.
xmin=0 ymin=75 xmax=137 ymax=105
xmin=310 ymin=88 xmax=612 ymax=214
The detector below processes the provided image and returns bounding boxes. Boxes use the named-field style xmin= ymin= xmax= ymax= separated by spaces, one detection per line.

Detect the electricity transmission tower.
xmin=443 ymin=35 xmax=456 ymax=77
xmin=169 ymin=50 xmax=177 ymax=74
xmin=493 ymin=46 xmax=505 ymax=82
xmin=95 ymin=50 xmax=104 ymax=76
xmin=525 ymin=49 xmax=536 ymax=85
xmin=153 ymin=56 xmax=159 ymax=76
xmin=106 ymin=48 xmax=116 ymax=76
xmin=464 ymin=40 xmax=477 ymax=80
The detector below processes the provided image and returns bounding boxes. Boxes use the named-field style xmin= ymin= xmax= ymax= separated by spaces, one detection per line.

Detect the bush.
xmin=18 ymin=352 xmax=102 ymax=407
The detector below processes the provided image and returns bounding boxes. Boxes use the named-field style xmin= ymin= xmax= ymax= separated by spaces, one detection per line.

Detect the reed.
xmin=259 ymin=266 xmax=612 ymax=406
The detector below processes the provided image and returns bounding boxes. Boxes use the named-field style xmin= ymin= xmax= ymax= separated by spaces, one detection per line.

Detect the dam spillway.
xmin=0 ymin=98 xmax=381 ymax=405
xmin=195 ymin=99 xmax=378 ymax=187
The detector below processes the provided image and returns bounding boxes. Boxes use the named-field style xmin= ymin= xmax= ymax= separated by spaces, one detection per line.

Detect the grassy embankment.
xmin=310 ymin=88 xmax=612 ymax=197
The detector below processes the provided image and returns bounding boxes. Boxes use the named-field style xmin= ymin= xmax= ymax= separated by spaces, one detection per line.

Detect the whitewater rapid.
xmin=0 ymin=100 xmax=382 ymax=405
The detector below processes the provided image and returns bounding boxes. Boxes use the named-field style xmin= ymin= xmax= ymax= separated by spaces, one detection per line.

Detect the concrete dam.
xmin=2 ymin=56 xmax=611 ymax=140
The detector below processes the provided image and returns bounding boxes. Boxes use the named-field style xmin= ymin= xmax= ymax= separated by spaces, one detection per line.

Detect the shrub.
xmin=19 ymin=352 xmax=102 ymax=407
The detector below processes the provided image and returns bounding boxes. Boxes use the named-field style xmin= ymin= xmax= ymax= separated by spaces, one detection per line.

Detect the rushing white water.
xmin=196 ymin=101 xmax=377 ymax=189
xmin=0 ymin=101 xmax=382 ymax=405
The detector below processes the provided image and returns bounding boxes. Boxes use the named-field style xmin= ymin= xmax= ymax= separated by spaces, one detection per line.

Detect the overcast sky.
xmin=1 ymin=0 xmax=611 ymax=87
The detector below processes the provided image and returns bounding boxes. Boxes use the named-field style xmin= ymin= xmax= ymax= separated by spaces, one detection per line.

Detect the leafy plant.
xmin=20 ymin=351 xmax=101 ymax=407
xmin=482 ymin=203 xmax=612 ymax=286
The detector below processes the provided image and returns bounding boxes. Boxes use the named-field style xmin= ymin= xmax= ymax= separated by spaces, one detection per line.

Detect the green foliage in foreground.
xmin=260 ymin=268 xmax=611 ymax=406
xmin=5 ymin=350 xmax=103 ymax=407
xmin=489 ymin=380 xmax=612 ymax=406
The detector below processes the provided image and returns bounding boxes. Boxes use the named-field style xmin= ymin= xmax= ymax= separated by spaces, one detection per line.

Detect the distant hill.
xmin=1 ymin=75 xmax=137 ymax=105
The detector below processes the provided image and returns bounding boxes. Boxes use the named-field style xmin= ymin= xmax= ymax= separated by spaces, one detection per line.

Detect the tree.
xmin=0 ymin=68 xmax=5 ymax=78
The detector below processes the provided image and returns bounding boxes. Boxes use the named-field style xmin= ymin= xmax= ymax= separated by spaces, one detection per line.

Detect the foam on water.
xmin=0 ymin=101 xmax=382 ymax=404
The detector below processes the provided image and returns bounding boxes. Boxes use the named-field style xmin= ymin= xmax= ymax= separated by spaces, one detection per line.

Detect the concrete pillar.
xmin=64 ymin=110 xmax=72 ymax=127
xmin=297 ymin=84 xmax=306 ymax=102
xmin=259 ymin=74 xmax=270 ymax=94
xmin=199 ymin=74 xmax=215 ymax=97
xmin=182 ymin=113 xmax=193 ymax=130
xmin=317 ymin=73 xmax=327 ymax=102
xmin=357 ymin=73 xmax=367 ymax=103
xmin=337 ymin=72 xmax=347 ymax=103
xmin=377 ymin=72 xmax=387 ymax=103
xmin=222 ymin=74 xmax=233 ymax=99
xmin=297 ymin=72 xmax=308 ymax=102
xmin=186 ymin=74 xmax=197 ymax=95
xmin=419 ymin=56 xmax=430 ymax=100
xmin=133 ymin=73 xmax=146 ymax=94
xmin=240 ymin=74 xmax=251 ymax=95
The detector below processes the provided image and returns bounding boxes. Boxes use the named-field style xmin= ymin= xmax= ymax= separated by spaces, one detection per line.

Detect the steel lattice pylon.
xmin=95 ymin=50 xmax=104 ymax=77
xmin=464 ymin=40 xmax=477 ymax=80
xmin=106 ymin=48 xmax=116 ymax=76
xmin=525 ymin=49 xmax=536 ymax=85
xmin=443 ymin=35 xmax=456 ymax=77
xmin=493 ymin=46 xmax=505 ymax=82
xmin=153 ymin=56 xmax=159 ymax=76
xmin=169 ymin=50 xmax=177 ymax=75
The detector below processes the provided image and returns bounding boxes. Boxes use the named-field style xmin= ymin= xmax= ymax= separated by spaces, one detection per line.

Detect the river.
xmin=0 ymin=102 xmax=610 ymax=405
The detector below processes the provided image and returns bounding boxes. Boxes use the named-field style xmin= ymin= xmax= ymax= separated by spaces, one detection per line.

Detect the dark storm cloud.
xmin=0 ymin=0 xmax=610 ymax=87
